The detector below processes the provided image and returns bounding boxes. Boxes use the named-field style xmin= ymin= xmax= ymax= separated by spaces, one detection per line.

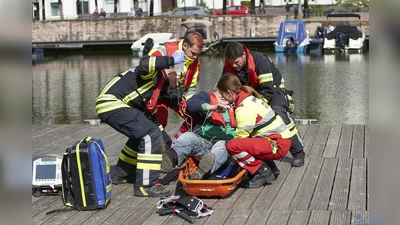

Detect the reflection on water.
xmin=32 ymin=51 xmax=369 ymax=125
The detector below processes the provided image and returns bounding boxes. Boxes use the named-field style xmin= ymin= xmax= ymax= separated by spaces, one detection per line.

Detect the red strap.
xmin=223 ymin=44 xmax=258 ymax=87
xmin=165 ymin=41 xmax=199 ymax=88
xmin=145 ymin=72 xmax=165 ymax=114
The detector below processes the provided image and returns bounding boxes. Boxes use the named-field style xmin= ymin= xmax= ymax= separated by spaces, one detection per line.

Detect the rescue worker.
xmin=162 ymin=89 xmax=236 ymax=179
xmin=222 ymin=42 xmax=305 ymax=167
xmin=95 ymin=50 xmax=185 ymax=197
xmin=148 ymin=32 xmax=204 ymax=141
xmin=216 ymin=73 xmax=292 ymax=188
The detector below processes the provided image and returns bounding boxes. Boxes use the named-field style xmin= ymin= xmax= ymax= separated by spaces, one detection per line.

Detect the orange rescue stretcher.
xmin=178 ymin=157 xmax=247 ymax=198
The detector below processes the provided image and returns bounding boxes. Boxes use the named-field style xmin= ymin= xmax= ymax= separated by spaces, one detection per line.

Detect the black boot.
xmin=111 ymin=166 xmax=136 ymax=184
xmin=292 ymin=150 xmax=305 ymax=167
xmin=265 ymin=160 xmax=280 ymax=179
xmin=134 ymin=183 xmax=171 ymax=197
xmin=247 ymin=162 xmax=275 ymax=189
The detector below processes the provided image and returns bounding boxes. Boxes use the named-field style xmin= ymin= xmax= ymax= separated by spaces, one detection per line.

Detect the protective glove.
xmin=171 ymin=50 xmax=185 ymax=65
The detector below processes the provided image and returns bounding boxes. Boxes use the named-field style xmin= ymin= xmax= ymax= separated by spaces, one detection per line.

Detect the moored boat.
xmin=323 ymin=13 xmax=365 ymax=51
xmin=130 ymin=32 xmax=175 ymax=54
xmin=274 ymin=20 xmax=310 ymax=53
xmin=178 ymin=19 xmax=222 ymax=53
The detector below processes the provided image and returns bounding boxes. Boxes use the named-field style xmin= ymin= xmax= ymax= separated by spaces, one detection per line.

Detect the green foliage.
xmin=240 ymin=1 xmax=251 ymax=8
xmin=340 ymin=0 xmax=369 ymax=7
xmin=198 ymin=1 xmax=208 ymax=9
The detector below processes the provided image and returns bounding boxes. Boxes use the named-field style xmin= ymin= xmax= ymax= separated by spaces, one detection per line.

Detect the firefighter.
xmin=216 ymin=73 xmax=292 ymax=188
xmin=148 ymin=32 xmax=204 ymax=141
xmin=162 ymin=89 xmax=236 ymax=179
xmin=95 ymin=50 xmax=185 ymax=197
xmin=222 ymin=42 xmax=305 ymax=167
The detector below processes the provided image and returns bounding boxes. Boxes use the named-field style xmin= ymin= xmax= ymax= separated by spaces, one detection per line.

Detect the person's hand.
xmin=209 ymin=104 xmax=229 ymax=113
xmin=172 ymin=50 xmax=185 ymax=65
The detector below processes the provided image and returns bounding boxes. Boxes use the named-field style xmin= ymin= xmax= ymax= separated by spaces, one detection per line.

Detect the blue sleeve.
xmin=186 ymin=91 xmax=211 ymax=114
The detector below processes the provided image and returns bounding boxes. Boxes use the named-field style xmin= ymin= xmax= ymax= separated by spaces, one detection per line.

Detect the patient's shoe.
xmin=191 ymin=152 xmax=215 ymax=180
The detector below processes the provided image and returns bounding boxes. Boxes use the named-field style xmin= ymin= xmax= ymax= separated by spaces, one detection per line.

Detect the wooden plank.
xmin=270 ymin=160 xmax=310 ymax=209
xmin=308 ymin=125 xmax=331 ymax=158
xmin=194 ymin=208 xmax=232 ymax=225
xmin=80 ymin=185 xmax=135 ymax=225
xmin=309 ymin=158 xmax=338 ymax=210
xmin=289 ymin=158 xmax=323 ymax=210
xmin=364 ymin=125 xmax=369 ymax=158
xmin=32 ymin=195 xmax=60 ymax=213
xmin=251 ymin=161 xmax=292 ymax=209
xmin=32 ymin=197 xmax=66 ymax=225
xmin=322 ymin=125 xmax=342 ymax=158
xmin=366 ymin=158 xmax=369 ymax=211
xmin=351 ymin=210 xmax=369 ymax=225
xmin=301 ymin=125 xmax=320 ymax=158
xmin=234 ymin=188 xmax=264 ymax=209
xmin=121 ymin=207 xmax=164 ymax=225
xmin=31 ymin=125 xmax=369 ymax=225
xmin=296 ymin=124 xmax=309 ymax=137
xmin=329 ymin=210 xmax=351 ymax=225
xmin=287 ymin=210 xmax=311 ymax=225
xmin=265 ymin=209 xmax=291 ymax=225
xmin=244 ymin=209 xmax=271 ymax=225
xmin=348 ymin=158 xmax=367 ymax=210
xmin=329 ymin=158 xmax=352 ymax=210
xmin=351 ymin=125 xmax=365 ymax=158
xmin=211 ymin=188 xmax=244 ymax=209
xmin=223 ymin=208 xmax=252 ymax=224
xmin=141 ymin=210 xmax=170 ymax=225
xmin=45 ymin=184 xmax=130 ymax=225
xmin=336 ymin=125 xmax=353 ymax=158
xmin=308 ymin=210 xmax=331 ymax=225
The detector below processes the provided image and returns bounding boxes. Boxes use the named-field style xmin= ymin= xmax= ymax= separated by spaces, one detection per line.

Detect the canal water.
xmin=32 ymin=50 xmax=369 ymax=125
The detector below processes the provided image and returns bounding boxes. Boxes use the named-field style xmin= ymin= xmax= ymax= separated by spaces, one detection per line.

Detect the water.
xmin=32 ymin=50 xmax=369 ymax=125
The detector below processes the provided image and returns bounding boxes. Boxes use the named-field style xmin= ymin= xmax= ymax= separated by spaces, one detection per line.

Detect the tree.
xmin=77 ymin=0 xmax=81 ymax=14
xmin=222 ymin=0 xmax=226 ymax=15
xmin=42 ymin=0 xmax=46 ymax=20
xmin=297 ymin=0 xmax=302 ymax=19
xmin=149 ymin=0 xmax=154 ymax=16
xmin=250 ymin=0 xmax=255 ymax=14
xmin=58 ymin=0 xmax=64 ymax=20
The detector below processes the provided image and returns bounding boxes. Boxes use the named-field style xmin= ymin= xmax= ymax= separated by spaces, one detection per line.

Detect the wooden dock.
xmin=32 ymin=123 xmax=369 ymax=225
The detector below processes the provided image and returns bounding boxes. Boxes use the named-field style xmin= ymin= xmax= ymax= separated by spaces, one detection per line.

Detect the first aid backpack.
xmin=47 ymin=137 xmax=112 ymax=214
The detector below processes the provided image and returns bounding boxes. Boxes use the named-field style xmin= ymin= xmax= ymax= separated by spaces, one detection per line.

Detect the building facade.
xmin=32 ymin=0 xmax=339 ymax=20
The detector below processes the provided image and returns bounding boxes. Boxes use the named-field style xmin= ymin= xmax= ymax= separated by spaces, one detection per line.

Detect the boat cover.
xmin=276 ymin=20 xmax=308 ymax=45
xmin=326 ymin=25 xmax=362 ymax=40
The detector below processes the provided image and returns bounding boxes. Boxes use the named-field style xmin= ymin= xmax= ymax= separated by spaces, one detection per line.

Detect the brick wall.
xmin=32 ymin=14 xmax=369 ymax=43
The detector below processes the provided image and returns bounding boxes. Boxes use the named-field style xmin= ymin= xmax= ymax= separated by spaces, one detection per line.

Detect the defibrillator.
xmin=32 ymin=154 xmax=63 ymax=197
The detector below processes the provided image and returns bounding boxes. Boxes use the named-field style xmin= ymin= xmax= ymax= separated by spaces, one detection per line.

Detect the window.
xmin=51 ymin=3 xmax=59 ymax=16
xmin=284 ymin=23 xmax=297 ymax=33
xmin=77 ymin=1 xmax=89 ymax=14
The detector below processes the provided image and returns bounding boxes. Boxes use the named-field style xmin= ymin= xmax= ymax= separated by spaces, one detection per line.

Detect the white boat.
xmin=178 ymin=20 xmax=222 ymax=53
xmin=323 ymin=13 xmax=366 ymax=51
xmin=130 ymin=32 xmax=175 ymax=54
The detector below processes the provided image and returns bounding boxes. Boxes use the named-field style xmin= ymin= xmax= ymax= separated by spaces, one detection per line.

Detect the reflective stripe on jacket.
xmin=149 ymin=40 xmax=200 ymax=99
xmin=96 ymin=55 xmax=173 ymax=118
xmin=234 ymin=91 xmax=292 ymax=139
xmin=223 ymin=44 xmax=285 ymax=102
